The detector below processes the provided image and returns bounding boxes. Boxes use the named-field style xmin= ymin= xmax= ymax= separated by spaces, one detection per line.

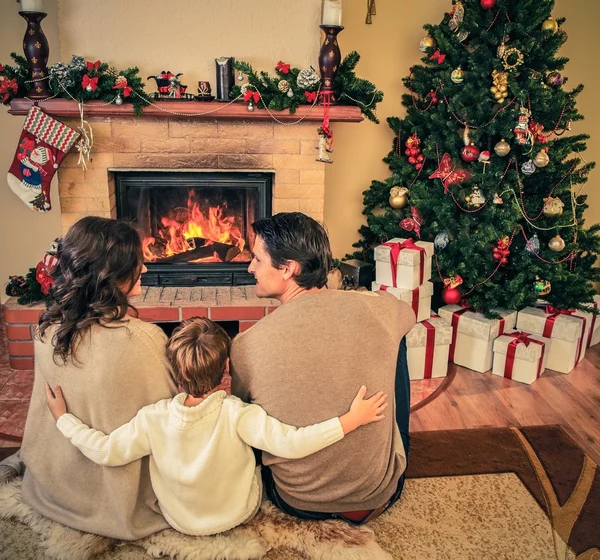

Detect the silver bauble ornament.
xmin=434 ymin=232 xmax=450 ymax=251
xmin=521 ymin=160 xmax=536 ymax=175
xmin=494 ymin=139 xmax=511 ymax=157
xmin=548 ymin=234 xmax=566 ymax=252
xmin=247 ymin=101 xmax=255 ymax=112
xmin=115 ymin=95 xmax=123 ymax=105
xmin=287 ymin=89 xmax=294 ymax=98
xmin=86 ymin=84 xmax=93 ymax=92
xmin=525 ymin=233 xmax=540 ymax=254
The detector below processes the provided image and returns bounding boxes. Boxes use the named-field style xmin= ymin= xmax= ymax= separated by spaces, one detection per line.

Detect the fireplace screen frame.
xmin=114 ymin=170 xmax=272 ymax=287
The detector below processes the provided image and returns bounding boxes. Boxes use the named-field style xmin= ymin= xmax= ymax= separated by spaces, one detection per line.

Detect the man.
xmin=231 ymin=212 xmax=416 ymax=524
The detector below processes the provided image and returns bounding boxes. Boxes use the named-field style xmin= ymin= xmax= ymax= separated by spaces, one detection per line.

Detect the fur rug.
xmin=0 ymin=477 xmax=391 ymax=560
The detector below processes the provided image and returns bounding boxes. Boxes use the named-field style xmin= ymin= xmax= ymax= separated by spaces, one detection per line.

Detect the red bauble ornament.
xmin=461 ymin=144 xmax=480 ymax=163
xmin=442 ymin=286 xmax=462 ymax=305
xmin=415 ymin=163 xmax=423 ymax=170
xmin=408 ymin=157 xmax=417 ymax=165
xmin=410 ymin=148 xmax=419 ymax=157
xmin=480 ymin=0 xmax=496 ymax=9
xmin=405 ymin=149 xmax=411 ymax=156
xmin=417 ymin=154 xmax=424 ymax=162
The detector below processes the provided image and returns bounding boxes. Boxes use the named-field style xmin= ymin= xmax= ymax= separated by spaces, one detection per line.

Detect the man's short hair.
xmin=251 ymin=212 xmax=333 ymax=290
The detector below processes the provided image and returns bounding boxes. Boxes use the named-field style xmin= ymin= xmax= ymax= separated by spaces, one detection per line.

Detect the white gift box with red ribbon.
xmin=516 ymin=306 xmax=585 ymax=373
xmin=438 ymin=305 xmax=517 ymax=373
xmin=405 ymin=315 xmax=453 ymax=380
xmin=492 ymin=330 xmax=549 ymax=385
xmin=587 ymin=295 xmax=600 ymax=347
xmin=372 ymin=281 xmax=433 ymax=323
xmin=374 ymin=238 xmax=434 ymax=290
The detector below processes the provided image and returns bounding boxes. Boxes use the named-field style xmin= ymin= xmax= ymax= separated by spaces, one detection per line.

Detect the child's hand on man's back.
xmin=45 ymin=382 xmax=68 ymax=421
xmin=339 ymin=385 xmax=388 ymax=435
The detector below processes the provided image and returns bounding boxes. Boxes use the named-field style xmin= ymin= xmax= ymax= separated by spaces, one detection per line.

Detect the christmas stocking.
xmin=7 ymin=105 xmax=80 ymax=212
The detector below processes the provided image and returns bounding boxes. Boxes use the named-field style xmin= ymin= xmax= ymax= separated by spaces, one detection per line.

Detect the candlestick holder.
xmin=318 ymin=25 xmax=343 ymax=100
xmin=19 ymin=11 xmax=50 ymax=99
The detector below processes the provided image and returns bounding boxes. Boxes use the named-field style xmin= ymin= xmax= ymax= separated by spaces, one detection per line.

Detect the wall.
xmin=326 ymin=0 xmax=600 ymax=258
xmin=0 ymin=0 xmax=61 ymax=304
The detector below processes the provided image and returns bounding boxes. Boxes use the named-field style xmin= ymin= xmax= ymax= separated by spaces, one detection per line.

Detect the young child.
xmin=45 ymin=317 xmax=388 ymax=537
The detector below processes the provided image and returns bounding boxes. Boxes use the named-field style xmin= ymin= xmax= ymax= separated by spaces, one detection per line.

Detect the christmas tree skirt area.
xmin=0 ymin=426 xmax=597 ymax=560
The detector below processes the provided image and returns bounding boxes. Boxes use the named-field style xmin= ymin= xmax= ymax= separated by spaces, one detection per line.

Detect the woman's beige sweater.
xmin=20 ymin=317 xmax=177 ymax=540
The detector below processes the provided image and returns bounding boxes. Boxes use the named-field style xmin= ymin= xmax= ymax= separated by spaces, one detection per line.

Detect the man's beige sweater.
xmin=231 ymin=289 xmax=415 ymax=512
xmin=20 ymin=318 xmax=177 ymax=540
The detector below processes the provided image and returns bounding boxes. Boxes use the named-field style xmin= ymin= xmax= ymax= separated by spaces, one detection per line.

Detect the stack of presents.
xmin=372 ymin=238 xmax=600 ymax=384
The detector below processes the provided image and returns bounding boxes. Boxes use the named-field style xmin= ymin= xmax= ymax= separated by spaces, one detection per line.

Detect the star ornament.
xmin=429 ymin=153 xmax=472 ymax=193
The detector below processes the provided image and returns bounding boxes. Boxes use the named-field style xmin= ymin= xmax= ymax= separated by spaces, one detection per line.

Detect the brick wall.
xmin=57 ymin=118 xmax=326 ymax=234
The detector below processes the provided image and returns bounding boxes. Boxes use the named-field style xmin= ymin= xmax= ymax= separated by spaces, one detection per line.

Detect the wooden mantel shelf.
xmin=8 ymin=98 xmax=364 ymax=123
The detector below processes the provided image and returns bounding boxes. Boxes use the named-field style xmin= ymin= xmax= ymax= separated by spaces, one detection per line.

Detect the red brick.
xmin=8 ymin=341 xmax=34 ymax=357
xmin=267 ymin=306 xmax=279 ymax=315
xmin=210 ymin=307 xmax=266 ymax=321
xmin=4 ymin=308 xmax=42 ymax=323
xmin=9 ymin=357 xmax=34 ymax=370
xmin=181 ymin=307 xmax=209 ymax=320
xmin=239 ymin=320 xmax=258 ymax=333
xmin=5 ymin=325 xmax=33 ymax=341
xmin=138 ymin=307 xmax=180 ymax=322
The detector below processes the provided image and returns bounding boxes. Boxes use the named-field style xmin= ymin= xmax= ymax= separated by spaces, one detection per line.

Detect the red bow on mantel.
xmin=243 ymin=90 xmax=260 ymax=104
xmin=86 ymin=60 xmax=101 ymax=71
xmin=82 ymin=75 xmax=99 ymax=91
xmin=113 ymin=76 xmax=132 ymax=97
xmin=399 ymin=206 xmax=423 ymax=238
xmin=276 ymin=60 xmax=291 ymax=74
xmin=429 ymin=153 xmax=472 ymax=194
xmin=429 ymin=50 xmax=446 ymax=64
xmin=304 ymin=91 xmax=317 ymax=103
xmin=504 ymin=331 xmax=545 ymax=380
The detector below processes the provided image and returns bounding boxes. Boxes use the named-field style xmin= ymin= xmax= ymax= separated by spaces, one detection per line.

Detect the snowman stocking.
xmin=7 ymin=105 xmax=80 ymax=212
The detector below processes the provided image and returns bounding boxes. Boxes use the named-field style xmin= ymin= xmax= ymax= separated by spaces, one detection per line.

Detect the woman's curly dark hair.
xmin=37 ymin=216 xmax=144 ymax=363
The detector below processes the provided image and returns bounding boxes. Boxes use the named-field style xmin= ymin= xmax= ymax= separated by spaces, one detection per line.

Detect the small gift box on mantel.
xmin=372 ymin=281 xmax=433 ymax=323
xmin=516 ymin=306 xmax=586 ymax=374
xmin=492 ymin=330 xmax=549 ymax=385
xmin=438 ymin=305 xmax=517 ymax=373
xmin=374 ymin=238 xmax=434 ymax=290
xmin=405 ymin=315 xmax=453 ymax=380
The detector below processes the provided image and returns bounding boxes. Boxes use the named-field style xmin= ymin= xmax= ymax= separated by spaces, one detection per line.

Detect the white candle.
xmin=19 ymin=0 xmax=44 ymax=12
xmin=322 ymin=0 xmax=342 ymax=26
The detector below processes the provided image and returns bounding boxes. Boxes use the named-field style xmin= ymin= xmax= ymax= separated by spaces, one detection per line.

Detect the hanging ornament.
xmin=542 ymin=196 xmax=564 ymax=217
xmin=429 ymin=153 xmax=472 ymax=194
xmin=404 ymin=133 xmax=422 ymax=170
xmin=389 ymin=186 xmax=409 ymax=209
xmin=534 ymin=276 xmax=552 ymax=296
xmin=287 ymin=89 xmax=294 ymax=98
xmin=533 ymin=148 xmax=550 ymax=168
xmin=465 ymin=185 xmax=486 ymax=207
xmin=493 ymin=236 xmax=511 ymax=266
xmin=115 ymin=94 xmax=123 ymax=105
xmin=501 ymin=47 xmax=524 ymax=72
xmin=451 ymin=67 xmax=464 ymax=84
xmin=542 ymin=17 xmax=559 ymax=33
xmin=548 ymin=234 xmax=566 ymax=252
xmin=497 ymin=36 xmax=509 ymax=58
xmin=480 ymin=0 xmax=496 ymax=9
xmin=545 ymin=71 xmax=564 ymax=88
xmin=490 ymin=70 xmax=509 ymax=103
xmin=237 ymin=71 xmax=244 ymax=82
xmin=434 ymin=232 xmax=450 ymax=251
xmin=494 ymin=138 xmax=511 ymax=157
xmin=513 ymin=106 xmax=534 ymax=146
xmin=448 ymin=2 xmax=469 ymax=42
xmin=525 ymin=233 xmax=541 ymax=254
xmin=521 ymin=160 xmax=536 ymax=175
xmin=493 ymin=192 xmax=503 ymax=205
xmin=86 ymin=84 xmax=93 ymax=92
xmin=462 ymin=126 xmax=471 ymax=146
xmin=442 ymin=275 xmax=463 ymax=305
xmin=478 ymin=150 xmax=491 ymax=173
xmin=278 ymin=80 xmax=290 ymax=93
xmin=247 ymin=101 xmax=255 ymax=112
xmin=461 ymin=144 xmax=480 ymax=163
xmin=399 ymin=206 xmax=423 ymax=238
xmin=419 ymin=35 xmax=436 ymax=52
xmin=529 ymin=120 xmax=548 ymax=144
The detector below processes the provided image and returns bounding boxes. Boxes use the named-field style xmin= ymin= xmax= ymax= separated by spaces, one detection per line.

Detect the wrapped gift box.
xmin=372 ymin=281 xmax=433 ymax=322
xmin=438 ymin=306 xmax=517 ymax=373
xmin=516 ymin=306 xmax=585 ymax=373
xmin=405 ymin=315 xmax=453 ymax=380
xmin=492 ymin=330 xmax=549 ymax=385
xmin=374 ymin=238 xmax=434 ymax=290
xmin=587 ymin=295 xmax=600 ymax=347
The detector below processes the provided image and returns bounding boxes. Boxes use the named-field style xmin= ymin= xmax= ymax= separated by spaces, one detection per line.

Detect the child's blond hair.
xmin=166 ymin=317 xmax=231 ymax=397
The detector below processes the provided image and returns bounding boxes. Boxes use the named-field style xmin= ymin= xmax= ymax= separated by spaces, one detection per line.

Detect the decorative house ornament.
xmin=542 ymin=196 xmax=564 ymax=217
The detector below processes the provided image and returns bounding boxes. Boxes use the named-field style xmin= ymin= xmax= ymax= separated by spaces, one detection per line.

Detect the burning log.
xmin=156 ymin=237 xmax=241 ymax=264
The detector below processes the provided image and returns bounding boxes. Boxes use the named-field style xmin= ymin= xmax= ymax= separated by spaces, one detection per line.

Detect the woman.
xmin=19 ymin=216 xmax=177 ymax=540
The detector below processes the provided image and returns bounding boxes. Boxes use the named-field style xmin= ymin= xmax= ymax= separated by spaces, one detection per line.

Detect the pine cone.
xmin=297 ymin=68 xmax=320 ymax=89
xmin=277 ymin=80 xmax=290 ymax=93
xmin=107 ymin=66 xmax=119 ymax=78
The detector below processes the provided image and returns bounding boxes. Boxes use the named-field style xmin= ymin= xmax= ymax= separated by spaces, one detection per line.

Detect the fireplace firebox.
xmin=115 ymin=171 xmax=272 ymax=286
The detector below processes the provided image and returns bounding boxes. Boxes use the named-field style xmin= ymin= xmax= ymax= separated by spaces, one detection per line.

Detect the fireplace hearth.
xmin=115 ymin=171 xmax=272 ymax=286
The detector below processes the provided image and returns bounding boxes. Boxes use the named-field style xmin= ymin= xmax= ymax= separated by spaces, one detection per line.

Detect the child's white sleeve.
xmin=236 ymin=404 xmax=344 ymax=459
xmin=56 ymin=410 xmax=152 ymax=467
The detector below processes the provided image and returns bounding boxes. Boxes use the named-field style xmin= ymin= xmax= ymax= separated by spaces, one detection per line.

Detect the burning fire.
xmin=142 ymin=191 xmax=246 ymax=263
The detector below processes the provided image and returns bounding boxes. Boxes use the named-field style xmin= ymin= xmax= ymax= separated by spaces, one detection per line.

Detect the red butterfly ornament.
xmin=429 ymin=153 xmax=472 ymax=193
xmin=399 ymin=206 xmax=423 ymax=238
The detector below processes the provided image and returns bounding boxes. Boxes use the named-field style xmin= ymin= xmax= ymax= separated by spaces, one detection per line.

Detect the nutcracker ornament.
xmin=513 ymin=106 xmax=534 ymax=146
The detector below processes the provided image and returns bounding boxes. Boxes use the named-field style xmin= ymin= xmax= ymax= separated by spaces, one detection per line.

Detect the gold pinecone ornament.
xmin=278 ymin=80 xmax=290 ymax=93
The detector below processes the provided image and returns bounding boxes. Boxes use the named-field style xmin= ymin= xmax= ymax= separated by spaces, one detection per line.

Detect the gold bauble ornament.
xmin=494 ymin=91 xmax=503 ymax=100
xmin=542 ymin=17 xmax=559 ymax=33
xmin=542 ymin=196 xmax=564 ymax=217
xmin=451 ymin=67 xmax=464 ymax=84
xmin=548 ymin=234 xmax=566 ymax=252
xmin=389 ymin=186 xmax=409 ymax=209
xmin=534 ymin=149 xmax=550 ymax=168
xmin=419 ymin=36 xmax=437 ymax=52
xmin=490 ymin=86 xmax=498 ymax=94
xmin=494 ymin=139 xmax=511 ymax=157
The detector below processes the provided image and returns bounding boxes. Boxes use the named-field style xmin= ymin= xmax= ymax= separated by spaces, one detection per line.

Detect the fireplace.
xmin=115 ymin=171 xmax=272 ymax=286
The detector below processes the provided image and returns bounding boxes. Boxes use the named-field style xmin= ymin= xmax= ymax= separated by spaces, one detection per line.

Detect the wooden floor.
xmin=410 ymin=347 xmax=600 ymax=466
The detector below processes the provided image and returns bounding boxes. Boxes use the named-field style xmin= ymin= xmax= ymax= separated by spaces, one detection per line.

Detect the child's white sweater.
xmin=56 ymin=391 xmax=344 ymax=536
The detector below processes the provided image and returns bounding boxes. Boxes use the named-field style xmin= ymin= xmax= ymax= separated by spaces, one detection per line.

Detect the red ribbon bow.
xmin=86 ymin=60 xmax=101 ymax=71
xmin=304 ymin=91 xmax=317 ymax=103
xmin=504 ymin=331 xmax=545 ymax=380
xmin=82 ymin=75 xmax=99 ymax=91
xmin=382 ymin=238 xmax=425 ymax=288
xmin=429 ymin=50 xmax=446 ymax=64
xmin=243 ymin=90 xmax=260 ymax=104
xmin=113 ymin=77 xmax=132 ymax=97
xmin=276 ymin=61 xmax=291 ymax=74
xmin=399 ymin=206 xmax=423 ymax=238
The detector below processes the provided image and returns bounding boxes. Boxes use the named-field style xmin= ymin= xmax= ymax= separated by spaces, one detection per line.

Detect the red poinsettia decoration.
xmin=276 ymin=60 xmax=291 ymax=74
xmin=304 ymin=91 xmax=317 ymax=103
xmin=82 ymin=75 xmax=99 ymax=91
xmin=0 ymin=75 xmax=19 ymax=103
xmin=113 ymin=76 xmax=133 ymax=97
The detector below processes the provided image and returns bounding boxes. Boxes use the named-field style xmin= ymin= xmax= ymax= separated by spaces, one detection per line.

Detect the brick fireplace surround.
xmin=4 ymin=99 xmax=362 ymax=369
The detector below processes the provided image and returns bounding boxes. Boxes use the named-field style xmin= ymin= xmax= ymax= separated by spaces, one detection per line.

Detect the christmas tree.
xmin=352 ymin=0 xmax=600 ymax=313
